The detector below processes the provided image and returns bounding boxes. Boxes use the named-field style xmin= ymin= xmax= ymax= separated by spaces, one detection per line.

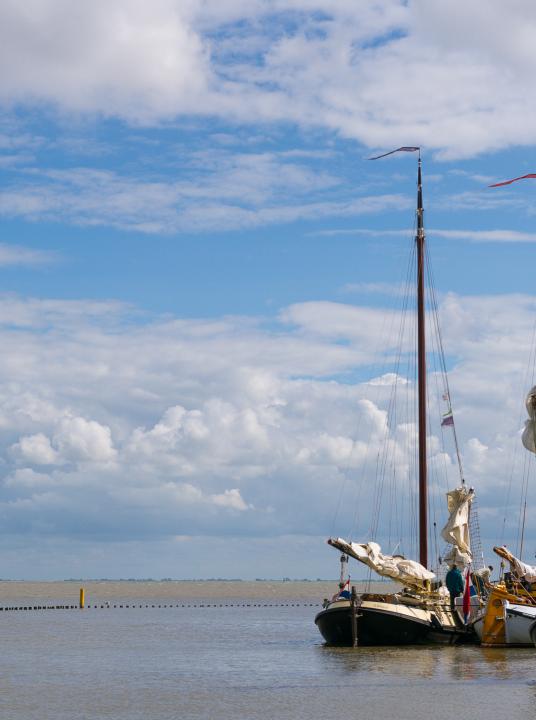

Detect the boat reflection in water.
xmin=317 ymin=643 xmax=522 ymax=683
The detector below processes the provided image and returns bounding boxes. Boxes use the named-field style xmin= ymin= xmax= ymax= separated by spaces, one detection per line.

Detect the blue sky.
xmin=1 ymin=0 xmax=536 ymax=580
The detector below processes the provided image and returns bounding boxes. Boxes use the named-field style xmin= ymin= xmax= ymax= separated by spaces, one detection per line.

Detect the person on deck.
xmin=445 ymin=564 xmax=464 ymax=610
xmin=332 ymin=582 xmax=351 ymax=601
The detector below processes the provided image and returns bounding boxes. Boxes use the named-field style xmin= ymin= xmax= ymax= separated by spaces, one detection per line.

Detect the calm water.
xmin=1 ymin=582 xmax=534 ymax=720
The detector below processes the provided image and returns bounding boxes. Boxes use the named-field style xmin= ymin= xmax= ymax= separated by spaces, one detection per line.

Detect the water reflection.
xmin=317 ymin=644 xmax=536 ymax=684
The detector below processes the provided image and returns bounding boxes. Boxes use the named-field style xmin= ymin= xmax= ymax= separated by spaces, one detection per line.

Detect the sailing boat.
xmin=315 ymin=150 xmax=477 ymax=646
xmin=472 ymin=545 xmax=536 ymax=647
xmin=473 ymin=387 xmax=536 ymax=647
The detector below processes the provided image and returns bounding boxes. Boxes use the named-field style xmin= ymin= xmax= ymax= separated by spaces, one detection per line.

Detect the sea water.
xmin=0 ymin=581 xmax=534 ymax=720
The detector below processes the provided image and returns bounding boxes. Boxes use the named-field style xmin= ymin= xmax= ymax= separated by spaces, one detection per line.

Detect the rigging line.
xmin=401 ymin=236 xmax=418 ymax=558
xmin=331 ymin=311 xmax=408 ymax=541
xmin=365 ymin=565 xmax=373 ymax=593
xmin=411 ymin=273 xmax=419 ymax=561
xmin=347 ymin=255 xmax=413 ymax=540
xmin=468 ymin=494 xmax=485 ymax=570
xmin=515 ymin=450 xmax=531 ymax=557
xmin=404 ymin=237 xmax=420 ymax=560
xmin=514 ymin=450 xmax=528 ymax=555
xmin=363 ymin=216 xmax=419 ymax=551
xmin=372 ymin=243 xmax=415 ymax=541
xmin=427 ymin=299 xmax=456 ymax=563
xmin=425 ymin=269 xmax=454 ymax=497
xmin=520 ymin=499 xmax=528 ymax=560
xmin=408 ymin=211 xmax=419 ymax=559
xmin=419 ymin=242 xmax=441 ymax=559
xmin=356 ymin=234 xmax=416 ymax=541
xmin=433 ymin=521 xmax=439 ymax=576
xmin=426 ymin=333 xmax=438 ymax=545
xmin=402 ymin=278 xmax=417 ymax=555
xmin=332 ymin=237 xmax=413 ymax=541
xmin=424 ymin=288 xmax=446 ymax=540
xmin=422 ymin=239 xmax=466 ymax=564
xmin=424 ymin=243 xmax=465 ymax=483
xmin=396 ymin=240 xmax=418 ymax=555
xmin=501 ymin=299 xmax=536 ymax=544
xmin=424 ymin=343 xmax=438 ymax=561
xmin=331 ymin=375 xmax=384 ymax=539
xmin=432 ymin=351 xmax=452 ymax=495
xmin=500 ymin=429 xmax=522 ymax=547
xmin=333 ymin=240 xmax=421 ymax=542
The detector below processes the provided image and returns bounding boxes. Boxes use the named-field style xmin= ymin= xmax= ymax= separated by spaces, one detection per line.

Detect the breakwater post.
xmin=351 ymin=585 xmax=358 ymax=647
xmin=79 ymin=588 xmax=85 ymax=609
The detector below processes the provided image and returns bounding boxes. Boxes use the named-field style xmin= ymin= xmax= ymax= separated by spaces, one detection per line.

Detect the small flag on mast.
xmin=441 ymin=410 xmax=454 ymax=427
xmin=489 ymin=173 xmax=536 ymax=188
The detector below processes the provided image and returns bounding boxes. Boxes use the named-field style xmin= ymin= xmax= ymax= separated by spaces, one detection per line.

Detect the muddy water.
xmin=0 ymin=582 xmax=533 ymax=720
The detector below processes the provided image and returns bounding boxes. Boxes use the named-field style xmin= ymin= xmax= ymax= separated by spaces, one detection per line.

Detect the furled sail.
xmin=440 ymin=485 xmax=474 ymax=567
xmin=327 ymin=537 xmax=435 ymax=588
xmin=494 ymin=545 xmax=536 ymax=583
xmin=522 ymin=385 xmax=536 ymax=454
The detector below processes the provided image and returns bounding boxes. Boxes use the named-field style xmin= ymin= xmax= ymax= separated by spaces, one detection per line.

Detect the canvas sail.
xmin=440 ymin=486 xmax=474 ymax=567
xmin=327 ymin=537 xmax=435 ymax=588
xmin=521 ymin=385 xmax=536 ymax=454
xmin=494 ymin=545 xmax=536 ymax=583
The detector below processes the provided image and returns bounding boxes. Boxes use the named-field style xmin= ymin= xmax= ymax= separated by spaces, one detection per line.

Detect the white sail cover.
xmin=522 ymin=385 xmax=536 ymax=454
xmin=328 ymin=537 xmax=435 ymax=588
xmin=496 ymin=546 xmax=536 ymax=583
xmin=440 ymin=486 xmax=474 ymax=567
xmin=508 ymin=553 xmax=536 ymax=583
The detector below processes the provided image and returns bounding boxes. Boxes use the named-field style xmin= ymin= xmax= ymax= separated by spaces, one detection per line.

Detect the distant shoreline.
xmin=0 ymin=577 xmax=393 ymax=583
xmin=0 ymin=579 xmax=397 ymax=603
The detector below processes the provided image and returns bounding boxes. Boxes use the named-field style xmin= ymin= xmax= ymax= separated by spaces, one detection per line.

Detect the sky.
xmin=1 ymin=0 xmax=536 ymax=580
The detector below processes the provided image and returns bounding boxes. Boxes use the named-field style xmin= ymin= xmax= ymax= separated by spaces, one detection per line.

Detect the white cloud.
xmin=5 ymin=468 xmax=54 ymax=488
xmin=10 ymin=415 xmax=116 ymax=466
xmin=432 ymin=229 xmax=536 ymax=244
xmin=0 ymin=160 xmax=410 ymax=233
xmin=0 ymin=243 xmax=55 ymax=267
xmin=0 ymin=291 xmax=532 ymax=569
xmin=53 ymin=416 xmax=116 ymax=463
xmin=318 ymin=227 xmax=536 ymax=246
xmin=11 ymin=433 xmax=58 ymax=465
xmin=0 ymin=0 xmax=211 ymax=122
xmin=340 ymin=281 xmax=412 ymax=297
xmin=1 ymin=1 xmax=536 ymax=157
xmin=210 ymin=488 xmax=249 ymax=510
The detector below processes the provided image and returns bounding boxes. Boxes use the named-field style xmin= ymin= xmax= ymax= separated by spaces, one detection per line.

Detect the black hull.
xmin=315 ymin=602 xmax=473 ymax=647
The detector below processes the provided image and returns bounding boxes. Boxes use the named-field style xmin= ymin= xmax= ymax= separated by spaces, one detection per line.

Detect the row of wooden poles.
xmin=0 ymin=588 xmax=321 ymax=612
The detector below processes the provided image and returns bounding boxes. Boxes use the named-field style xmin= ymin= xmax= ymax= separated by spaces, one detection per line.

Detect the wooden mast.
xmin=416 ymin=155 xmax=427 ymax=568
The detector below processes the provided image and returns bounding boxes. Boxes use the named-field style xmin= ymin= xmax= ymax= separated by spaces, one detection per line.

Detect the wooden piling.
xmin=351 ymin=585 xmax=358 ymax=647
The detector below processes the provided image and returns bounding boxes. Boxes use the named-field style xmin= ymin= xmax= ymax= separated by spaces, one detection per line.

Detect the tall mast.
xmin=416 ymin=155 xmax=427 ymax=568
xmin=368 ymin=145 xmax=427 ymax=567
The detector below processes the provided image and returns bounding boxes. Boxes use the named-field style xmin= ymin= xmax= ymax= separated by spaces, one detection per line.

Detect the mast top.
xmin=417 ymin=156 xmax=424 ymax=237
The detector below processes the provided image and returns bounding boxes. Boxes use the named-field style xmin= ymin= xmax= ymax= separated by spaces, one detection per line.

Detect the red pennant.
xmin=369 ymin=146 xmax=420 ymax=160
xmin=489 ymin=173 xmax=536 ymax=187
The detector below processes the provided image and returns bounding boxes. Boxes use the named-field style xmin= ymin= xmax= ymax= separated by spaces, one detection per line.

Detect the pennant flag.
xmin=441 ymin=410 xmax=454 ymax=427
xmin=369 ymin=146 xmax=420 ymax=160
xmin=463 ymin=568 xmax=471 ymax=624
xmin=489 ymin=173 xmax=536 ymax=188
